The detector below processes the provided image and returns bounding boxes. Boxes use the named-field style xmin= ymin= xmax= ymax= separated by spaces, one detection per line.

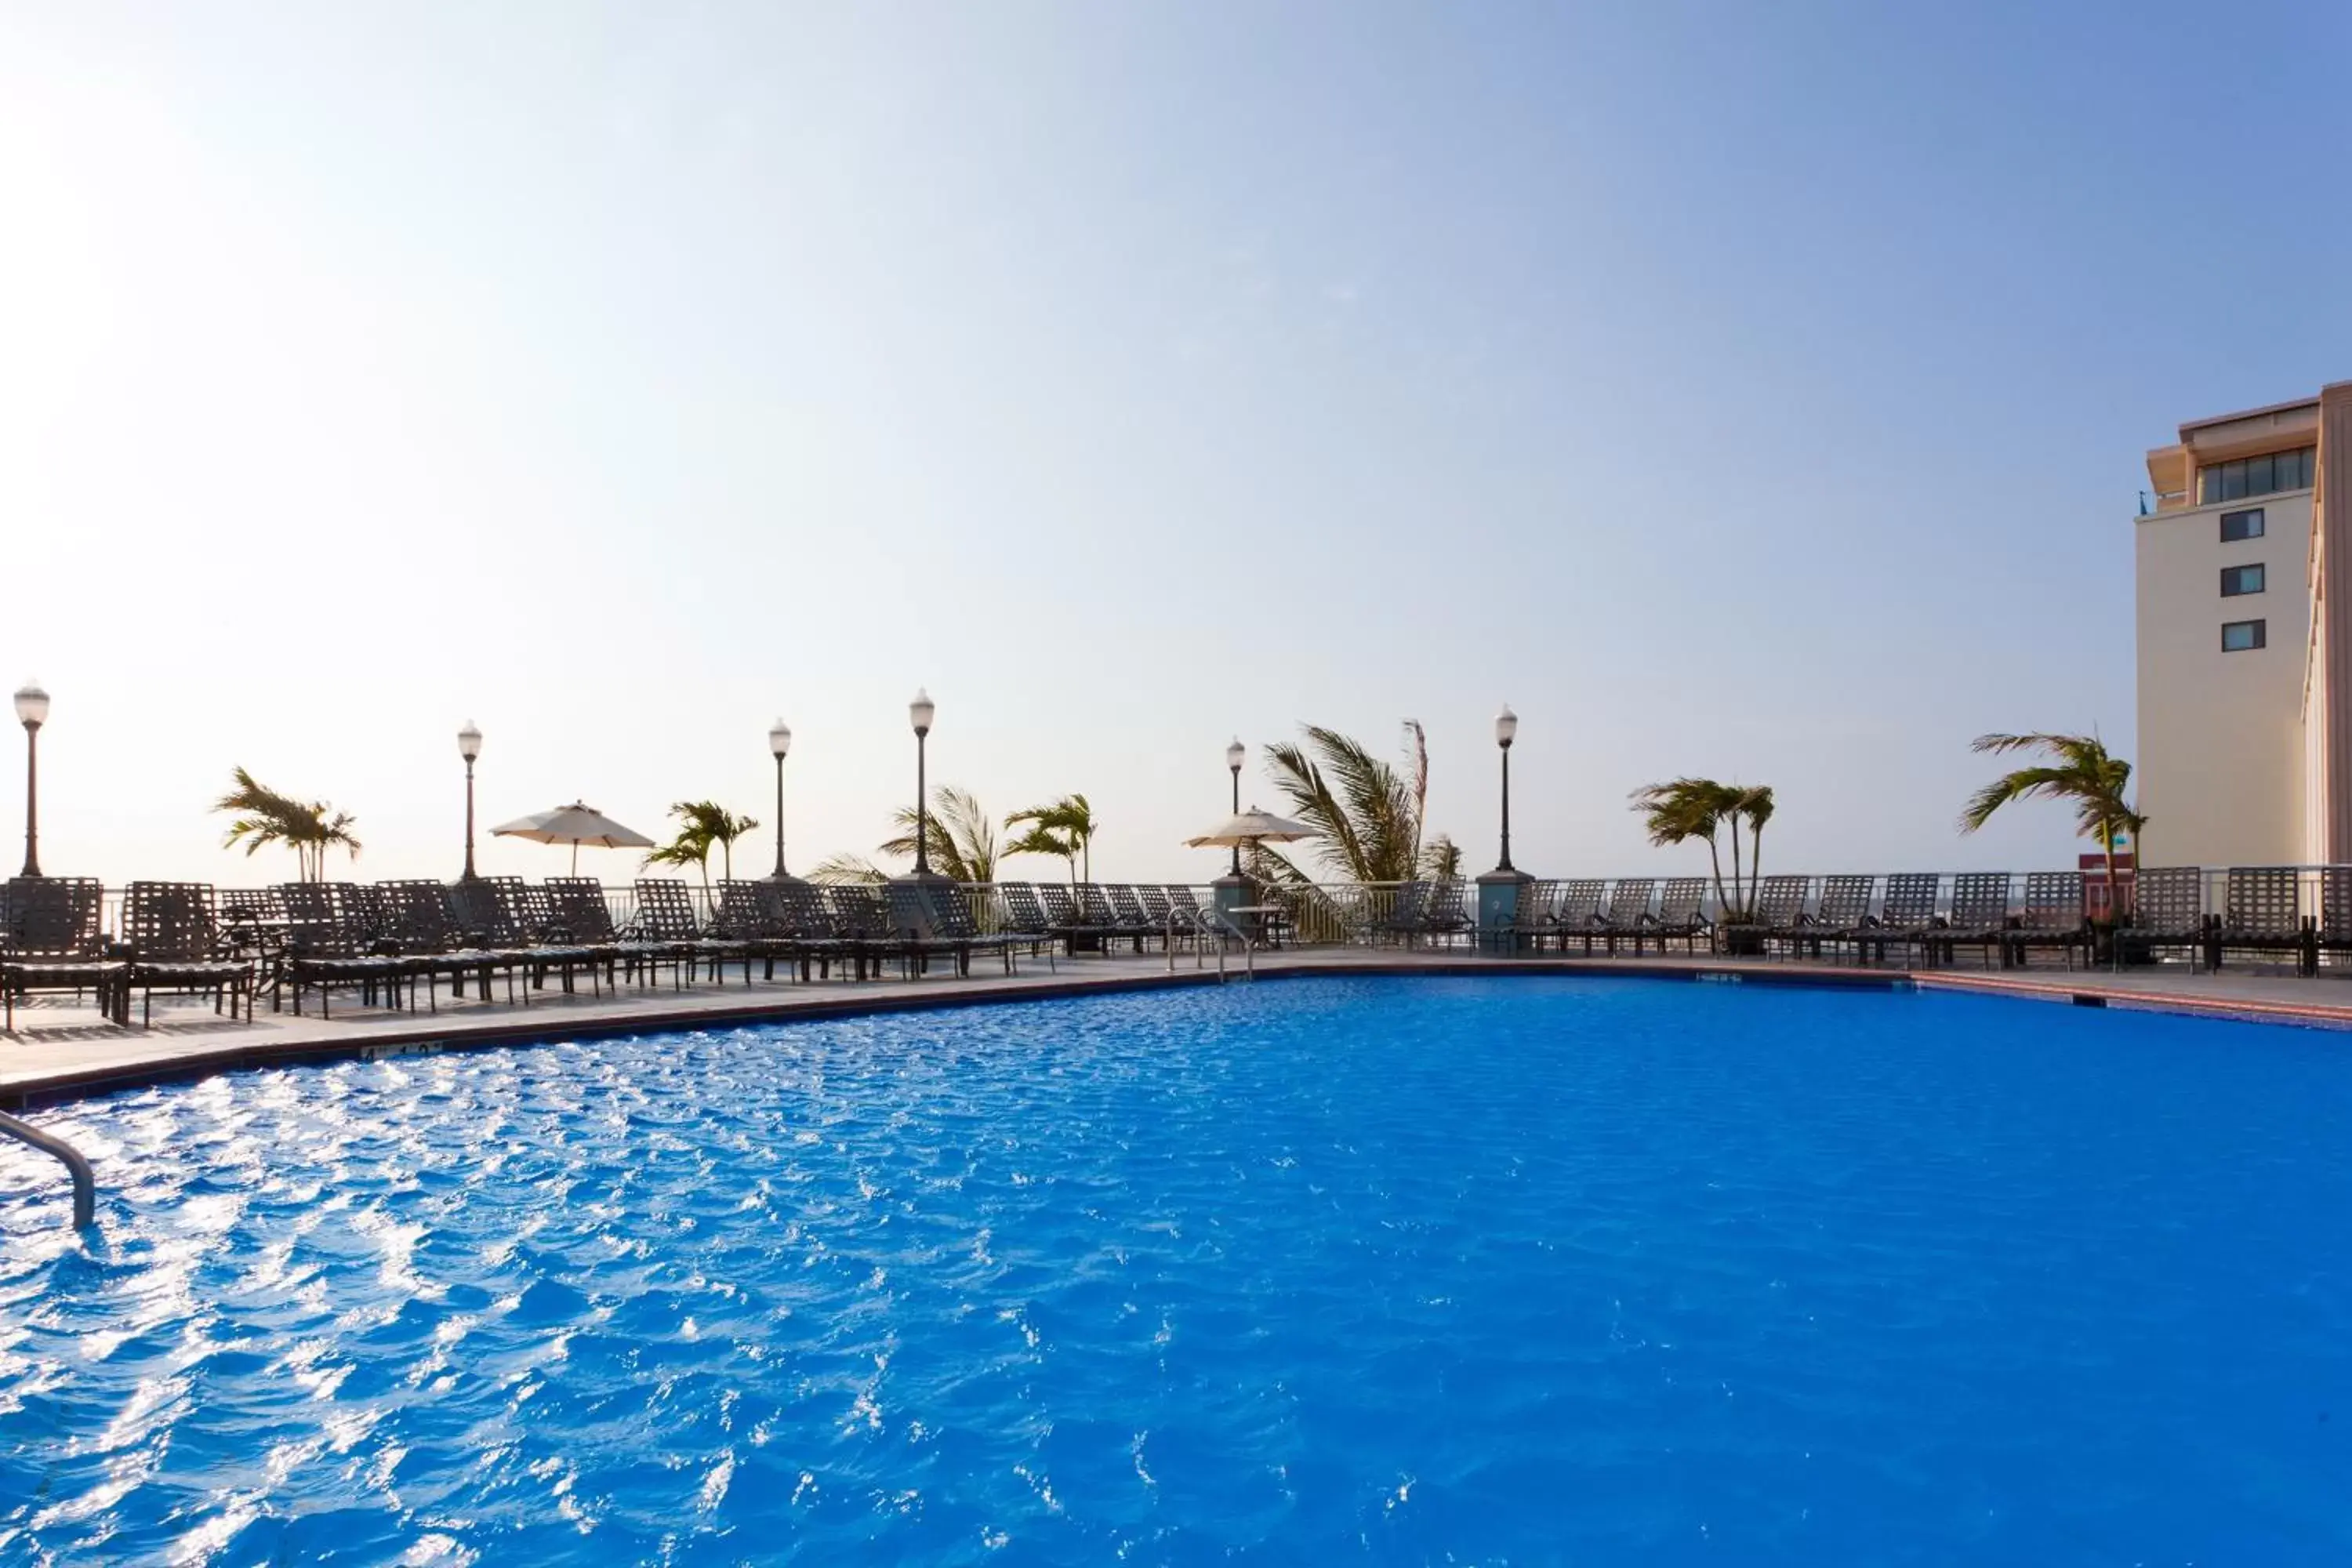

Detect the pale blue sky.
xmin=2 ymin=2 xmax=2346 ymax=887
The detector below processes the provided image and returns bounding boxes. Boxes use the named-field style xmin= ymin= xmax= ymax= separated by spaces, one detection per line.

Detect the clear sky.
xmin=2 ymin=2 xmax=2347 ymax=889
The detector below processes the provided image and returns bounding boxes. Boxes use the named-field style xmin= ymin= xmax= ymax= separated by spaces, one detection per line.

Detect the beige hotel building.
xmin=2136 ymin=381 xmax=2350 ymax=868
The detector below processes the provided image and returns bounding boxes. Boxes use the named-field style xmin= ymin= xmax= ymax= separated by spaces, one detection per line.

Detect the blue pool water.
xmin=4 ymin=975 xmax=2351 ymax=1563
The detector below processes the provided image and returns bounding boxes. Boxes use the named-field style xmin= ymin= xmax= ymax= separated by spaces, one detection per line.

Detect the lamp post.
xmin=457 ymin=720 xmax=483 ymax=881
xmin=909 ymin=688 xmax=937 ymax=879
xmin=15 ymin=681 xmax=49 ymax=878
xmin=1225 ymin=737 xmax=1245 ymax=877
xmin=768 ymin=717 xmax=793 ymax=878
xmin=1493 ymin=703 xmax=1518 ymax=873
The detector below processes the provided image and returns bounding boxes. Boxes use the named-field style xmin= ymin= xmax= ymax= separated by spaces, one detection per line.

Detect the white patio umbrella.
xmin=490 ymin=800 xmax=656 ymax=874
xmin=1184 ymin=807 xmax=1319 ymax=849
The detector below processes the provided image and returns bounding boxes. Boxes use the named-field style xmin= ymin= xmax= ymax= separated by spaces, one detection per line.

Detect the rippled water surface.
xmin=5 ymin=977 xmax=2352 ymax=1563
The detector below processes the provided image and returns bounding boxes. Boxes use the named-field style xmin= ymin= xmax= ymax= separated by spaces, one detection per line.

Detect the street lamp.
xmin=15 ymin=681 xmax=48 ymax=878
xmin=909 ymin=688 xmax=937 ymax=879
xmin=1225 ymin=736 xmax=1245 ymax=877
xmin=457 ymin=720 xmax=484 ymax=880
xmin=1493 ymin=703 xmax=1519 ymax=873
xmin=768 ymin=717 xmax=793 ymax=878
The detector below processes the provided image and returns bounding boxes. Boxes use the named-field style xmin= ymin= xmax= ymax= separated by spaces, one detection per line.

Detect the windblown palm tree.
xmin=214 ymin=767 xmax=361 ymax=883
xmin=1959 ymin=732 xmax=2144 ymax=920
xmin=878 ymin=787 xmax=1000 ymax=884
xmin=1004 ymin=793 xmax=1098 ymax=884
xmin=813 ymin=787 xmax=1001 ymax=885
xmin=1256 ymin=721 xmax=1457 ymax=884
xmin=1629 ymin=777 xmax=1775 ymax=920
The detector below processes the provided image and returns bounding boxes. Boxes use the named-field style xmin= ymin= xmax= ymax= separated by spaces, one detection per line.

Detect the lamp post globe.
xmin=768 ymin=717 xmax=793 ymax=878
xmin=457 ymin=720 xmax=484 ymax=880
xmin=15 ymin=680 xmax=47 ymax=878
xmin=909 ymin=689 xmax=937 ymax=878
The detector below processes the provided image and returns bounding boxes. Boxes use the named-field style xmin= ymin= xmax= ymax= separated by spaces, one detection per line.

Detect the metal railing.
xmin=0 ymin=1109 xmax=96 ymax=1229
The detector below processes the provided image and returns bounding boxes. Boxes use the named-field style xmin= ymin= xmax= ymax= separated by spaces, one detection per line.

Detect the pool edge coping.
xmin=6 ymin=956 xmax=2348 ymax=1110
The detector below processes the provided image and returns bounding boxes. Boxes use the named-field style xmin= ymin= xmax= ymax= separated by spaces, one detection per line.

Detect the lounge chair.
xmin=1494 ymin=879 xmax=1559 ymax=953
xmin=635 ymin=879 xmax=757 ymax=984
xmin=2216 ymin=866 xmax=2313 ymax=975
xmin=931 ymin=882 xmax=1031 ymax=972
xmin=543 ymin=877 xmax=680 ymax=987
xmin=1786 ymin=875 xmax=1874 ymax=961
xmin=996 ymin=883 xmax=1066 ymax=956
xmin=2318 ymin=868 xmax=2352 ymax=975
xmin=828 ymin=884 xmax=931 ymax=978
xmin=713 ymin=880 xmax=804 ymax=982
xmin=2126 ymin=866 xmax=2209 ymax=969
xmin=1933 ymin=873 xmax=2011 ymax=969
xmin=1749 ymin=875 xmax=1811 ymax=957
xmin=1857 ymin=873 xmax=1941 ymax=966
xmin=120 ymin=882 xmax=255 ymax=1026
xmin=1077 ymin=884 xmax=1150 ymax=953
xmin=1040 ymin=884 xmax=1120 ymax=953
xmin=2 ymin=877 xmax=126 ymax=1030
xmin=376 ymin=880 xmax=522 ymax=1006
xmin=1643 ymin=878 xmax=1712 ymax=953
xmin=1366 ymin=882 xmax=1429 ymax=947
xmin=465 ymin=877 xmax=604 ymax=997
xmin=1422 ymin=881 xmax=1472 ymax=948
xmin=2008 ymin=873 xmax=2088 ymax=970
xmin=1592 ymin=878 xmax=1655 ymax=955
xmin=276 ymin=882 xmax=416 ymax=1018
xmin=1546 ymin=880 xmax=1606 ymax=954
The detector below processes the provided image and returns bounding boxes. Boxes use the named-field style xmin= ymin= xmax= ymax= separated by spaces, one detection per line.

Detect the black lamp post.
xmin=768 ymin=717 xmax=793 ymax=877
xmin=1225 ymin=737 xmax=1245 ymax=877
xmin=1493 ymin=703 xmax=1519 ymax=873
xmin=457 ymin=720 xmax=483 ymax=880
xmin=909 ymin=688 xmax=937 ymax=878
xmin=15 ymin=681 xmax=49 ymax=878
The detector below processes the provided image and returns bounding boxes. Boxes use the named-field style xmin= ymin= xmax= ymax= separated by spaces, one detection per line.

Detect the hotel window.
xmin=2221 ymin=563 xmax=2266 ymax=597
xmin=2220 ymin=507 xmax=2266 ymax=543
xmin=2199 ymin=446 xmax=2316 ymax=504
xmin=2222 ymin=619 xmax=2267 ymax=652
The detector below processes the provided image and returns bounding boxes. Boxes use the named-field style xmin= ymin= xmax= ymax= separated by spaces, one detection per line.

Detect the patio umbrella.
xmin=491 ymin=800 xmax=656 ymax=874
xmin=1184 ymin=807 xmax=1319 ymax=849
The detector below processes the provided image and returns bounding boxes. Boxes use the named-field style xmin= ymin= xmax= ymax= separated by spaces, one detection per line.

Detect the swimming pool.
xmin=3 ymin=975 xmax=2349 ymax=1563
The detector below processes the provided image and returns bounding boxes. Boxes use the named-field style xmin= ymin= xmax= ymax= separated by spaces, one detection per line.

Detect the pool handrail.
xmin=0 ymin=1109 xmax=96 ymax=1229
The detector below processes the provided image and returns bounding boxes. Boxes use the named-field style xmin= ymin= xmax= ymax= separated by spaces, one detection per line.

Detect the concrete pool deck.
xmin=6 ymin=948 xmax=2352 ymax=1109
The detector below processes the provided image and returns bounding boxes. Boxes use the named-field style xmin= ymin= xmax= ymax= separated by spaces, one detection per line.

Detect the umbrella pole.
xmin=572 ymin=840 xmax=579 ymax=876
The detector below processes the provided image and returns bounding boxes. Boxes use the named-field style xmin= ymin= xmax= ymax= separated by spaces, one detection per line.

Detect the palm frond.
xmin=808 ymin=854 xmax=888 ymax=884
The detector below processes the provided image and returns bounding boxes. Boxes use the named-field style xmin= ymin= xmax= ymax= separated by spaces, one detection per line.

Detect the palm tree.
xmin=644 ymin=800 xmax=761 ymax=887
xmin=1258 ymin=721 xmax=1442 ymax=884
xmin=882 ymin=787 xmax=1000 ymax=884
xmin=1959 ymin=733 xmax=2145 ymax=921
xmin=1628 ymin=777 xmax=1775 ymax=920
xmin=1004 ymin=793 xmax=1098 ymax=884
xmin=213 ymin=766 xmax=361 ymax=882
xmin=1631 ymin=778 xmax=1733 ymax=916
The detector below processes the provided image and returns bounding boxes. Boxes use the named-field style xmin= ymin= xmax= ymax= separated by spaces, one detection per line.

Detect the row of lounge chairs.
xmin=2128 ymin=864 xmax=2352 ymax=975
xmin=1499 ymin=873 xmax=2094 ymax=968
xmin=0 ymin=878 xmax=255 ymax=1029
xmin=0 ymin=874 xmax=1240 ymax=1031
xmin=257 ymin=876 xmax=1059 ymax=1017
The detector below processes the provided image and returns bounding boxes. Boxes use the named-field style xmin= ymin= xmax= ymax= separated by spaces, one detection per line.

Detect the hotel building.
xmin=2136 ymin=382 xmax=2349 ymax=866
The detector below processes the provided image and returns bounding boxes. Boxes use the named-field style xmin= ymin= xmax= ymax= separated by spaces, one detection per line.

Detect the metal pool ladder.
xmin=1167 ymin=906 xmax=1254 ymax=983
xmin=0 ymin=1109 xmax=96 ymax=1229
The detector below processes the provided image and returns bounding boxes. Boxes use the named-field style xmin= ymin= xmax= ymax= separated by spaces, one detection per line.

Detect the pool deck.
xmin=5 ymin=949 xmax=2351 ymax=1109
